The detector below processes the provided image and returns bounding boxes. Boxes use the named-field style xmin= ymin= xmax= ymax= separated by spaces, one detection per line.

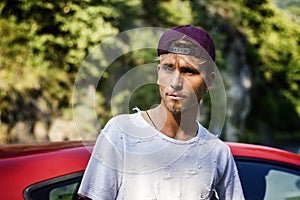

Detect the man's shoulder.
xmin=205 ymin=132 xmax=229 ymax=150
xmin=102 ymin=112 xmax=149 ymax=136
xmin=197 ymin=125 xmax=231 ymax=157
xmin=104 ymin=113 xmax=138 ymax=125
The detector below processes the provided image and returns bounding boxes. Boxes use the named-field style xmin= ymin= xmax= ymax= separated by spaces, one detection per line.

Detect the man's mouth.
xmin=167 ymin=93 xmax=185 ymax=100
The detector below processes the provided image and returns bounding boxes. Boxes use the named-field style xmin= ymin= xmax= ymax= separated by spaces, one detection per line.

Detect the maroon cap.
xmin=157 ymin=25 xmax=215 ymax=61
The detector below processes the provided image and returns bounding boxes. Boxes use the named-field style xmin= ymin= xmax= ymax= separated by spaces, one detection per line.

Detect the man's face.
xmin=157 ymin=53 xmax=214 ymax=114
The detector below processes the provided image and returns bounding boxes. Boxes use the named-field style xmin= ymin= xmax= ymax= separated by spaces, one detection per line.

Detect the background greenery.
xmin=0 ymin=0 xmax=299 ymax=152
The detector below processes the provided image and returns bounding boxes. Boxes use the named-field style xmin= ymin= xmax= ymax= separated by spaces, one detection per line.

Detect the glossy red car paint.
xmin=0 ymin=141 xmax=299 ymax=199
xmin=0 ymin=141 xmax=93 ymax=200
xmin=227 ymin=142 xmax=300 ymax=167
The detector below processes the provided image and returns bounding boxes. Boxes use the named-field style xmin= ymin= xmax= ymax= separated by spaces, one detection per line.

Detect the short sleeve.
xmin=216 ymin=146 xmax=245 ymax=200
xmin=78 ymin=118 xmax=124 ymax=199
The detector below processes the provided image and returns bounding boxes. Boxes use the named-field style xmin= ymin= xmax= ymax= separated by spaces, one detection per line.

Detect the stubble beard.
xmin=165 ymin=101 xmax=182 ymax=114
xmin=159 ymin=87 xmax=201 ymax=115
xmin=162 ymin=98 xmax=195 ymax=115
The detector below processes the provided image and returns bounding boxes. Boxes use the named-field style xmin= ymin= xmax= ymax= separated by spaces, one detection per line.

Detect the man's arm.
xmin=217 ymin=150 xmax=245 ymax=200
xmin=77 ymin=117 xmax=123 ymax=199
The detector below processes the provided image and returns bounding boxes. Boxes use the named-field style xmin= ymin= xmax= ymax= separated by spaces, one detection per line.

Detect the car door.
xmin=236 ymin=157 xmax=300 ymax=200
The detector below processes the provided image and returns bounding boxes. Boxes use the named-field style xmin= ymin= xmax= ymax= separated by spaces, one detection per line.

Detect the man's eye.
xmin=163 ymin=64 xmax=174 ymax=71
xmin=181 ymin=68 xmax=199 ymax=75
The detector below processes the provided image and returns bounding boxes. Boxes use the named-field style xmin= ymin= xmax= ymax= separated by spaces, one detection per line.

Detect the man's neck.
xmin=150 ymin=103 xmax=199 ymax=141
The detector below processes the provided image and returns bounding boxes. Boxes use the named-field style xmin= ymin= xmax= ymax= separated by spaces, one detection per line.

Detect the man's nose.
xmin=170 ymin=72 xmax=183 ymax=91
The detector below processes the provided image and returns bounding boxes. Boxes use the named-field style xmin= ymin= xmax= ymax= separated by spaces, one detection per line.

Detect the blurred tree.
xmin=0 ymin=0 xmax=299 ymax=149
xmin=203 ymin=0 xmax=300 ymax=146
xmin=0 ymin=0 xmax=135 ymax=142
xmin=242 ymin=0 xmax=300 ymax=147
xmin=273 ymin=0 xmax=300 ymax=23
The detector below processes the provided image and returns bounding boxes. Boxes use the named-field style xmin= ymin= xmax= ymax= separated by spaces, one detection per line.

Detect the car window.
xmin=264 ymin=169 xmax=300 ymax=200
xmin=49 ymin=182 xmax=79 ymax=200
xmin=236 ymin=159 xmax=300 ymax=200
xmin=24 ymin=171 xmax=83 ymax=200
xmin=25 ymin=160 xmax=300 ymax=200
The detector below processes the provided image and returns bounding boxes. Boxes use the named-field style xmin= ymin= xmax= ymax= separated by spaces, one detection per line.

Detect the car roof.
xmin=227 ymin=142 xmax=300 ymax=167
xmin=0 ymin=140 xmax=94 ymax=158
xmin=0 ymin=141 xmax=299 ymax=199
xmin=1 ymin=141 xmax=298 ymax=166
xmin=0 ymin=141 xmax=94 ymax=199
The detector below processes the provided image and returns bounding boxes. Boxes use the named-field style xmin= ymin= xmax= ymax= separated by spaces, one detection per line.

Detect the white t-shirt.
xmin=78 ymin=112 xmax=245 ymax=200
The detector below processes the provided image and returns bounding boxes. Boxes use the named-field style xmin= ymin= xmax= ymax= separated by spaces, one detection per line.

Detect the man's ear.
xmin=157 ymin=64 xmax=161 ymax=85
xmin=206 ymin=72 xmax=216 ymax=89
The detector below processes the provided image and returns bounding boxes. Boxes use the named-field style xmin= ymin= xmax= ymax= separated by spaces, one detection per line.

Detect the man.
xmin=78 ymin=25 xmax=245 ymax=200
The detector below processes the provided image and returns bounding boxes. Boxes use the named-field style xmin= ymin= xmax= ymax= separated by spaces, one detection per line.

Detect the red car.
xmin=0 ymin=141 xmax=299 ymax=200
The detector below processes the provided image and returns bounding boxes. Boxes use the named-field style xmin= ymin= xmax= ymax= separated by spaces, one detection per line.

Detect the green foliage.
xmin=157 ymin=0 xmax=193 ymax=25
xmin=0 ymin=0 xmax=135 ymax=142
xmin=197 ymin=0 xmax=300 ymax=145
xmin=242 ymin=2 xmax=300 ymax=115
xmin=0 ymin=0 xmax=299 ymax=146
xmin=233 ymin=0 xmax=300 ymax=144
xmin=272 ymin=0 xmax=300 ymax=18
